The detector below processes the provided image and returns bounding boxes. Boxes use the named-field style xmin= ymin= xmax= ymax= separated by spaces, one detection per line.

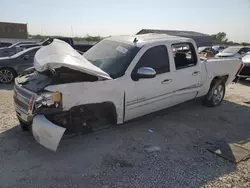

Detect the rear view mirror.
xmin=136 ymin=67 xmax=156 ymax=80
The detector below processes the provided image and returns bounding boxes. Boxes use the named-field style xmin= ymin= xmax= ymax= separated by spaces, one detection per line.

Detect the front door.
xmin=124 ymin=44 xmax=176 ymax=121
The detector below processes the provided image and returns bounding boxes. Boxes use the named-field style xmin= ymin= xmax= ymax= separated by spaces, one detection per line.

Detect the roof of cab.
xmin=106 ymin=34 xmax=193 ymax=48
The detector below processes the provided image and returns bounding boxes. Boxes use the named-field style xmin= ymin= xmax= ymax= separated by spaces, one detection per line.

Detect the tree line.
xmin=211 ymin=32 xmax=250 ymax=46
xmin=29 ymin=32 xmax=250 ymax=46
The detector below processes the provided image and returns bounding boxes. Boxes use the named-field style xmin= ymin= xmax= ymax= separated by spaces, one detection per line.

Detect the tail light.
xmin=236 ymin=63 xmax=244 ymax=76
xmin=29 ymin=95 xmax=35 ymax=111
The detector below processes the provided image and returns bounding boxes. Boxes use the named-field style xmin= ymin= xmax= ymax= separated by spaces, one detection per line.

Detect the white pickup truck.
xmin=13 ymin=34 xmax=241 ymax=151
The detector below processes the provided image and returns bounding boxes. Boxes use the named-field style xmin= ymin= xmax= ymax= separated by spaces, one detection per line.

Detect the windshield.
xmin=221 ymin=46 xmax=242 ymax=54
xmin=84 ymin=40 xmax=140 ymax=79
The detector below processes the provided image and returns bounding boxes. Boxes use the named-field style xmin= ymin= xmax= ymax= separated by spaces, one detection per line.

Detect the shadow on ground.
xmin=238 ymin=79 xmax=250 ymax=87
xmin=0 ymin=98 xmax=250 ymax=187
xmin=0 ymin=83 xmax=14 ymax=91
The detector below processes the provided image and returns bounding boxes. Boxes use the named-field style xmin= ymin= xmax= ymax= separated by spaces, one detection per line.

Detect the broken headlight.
xmin=35 ymin=91 xmax=62 ymax=109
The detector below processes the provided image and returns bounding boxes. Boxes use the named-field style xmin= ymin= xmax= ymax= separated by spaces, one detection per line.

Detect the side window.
xmin=171 ymin=43 xmax=197 ymax=70
xmin=240 ymin=48 xmax=250 ymax=54
xmin=25 ymin=49 xmax=38 ymax=59
xmin=133 ymin=45 xmax=170 ymax=74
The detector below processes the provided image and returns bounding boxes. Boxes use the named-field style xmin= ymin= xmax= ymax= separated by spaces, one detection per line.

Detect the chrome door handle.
xmin=161 ymin=79 xmax=172 ymax=84
xmin=192 ymin=71 xmax=200 ymax=76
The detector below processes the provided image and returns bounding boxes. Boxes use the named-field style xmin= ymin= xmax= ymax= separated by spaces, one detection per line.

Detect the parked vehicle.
xmin=215 ymin=46 xmax=250 ymax=58
xmin=198 ymin=46 xmax=216 ymax=55
xmin=19 ymin=37 xmax=94 ymax=53
xmin=0 ymin=41 xmax=36 ymax=57
xmin=237 ymin=53 xmax=250 ymax=80
xmin=0 ymin=42 xmax=12 ymax=48
xmin=13 ymin=35 xmax=241 ymax=151
xmin=212 ymin=45 xmax=227 ymax=54
xmin=0 ymin=46 xmax=41 ymax=83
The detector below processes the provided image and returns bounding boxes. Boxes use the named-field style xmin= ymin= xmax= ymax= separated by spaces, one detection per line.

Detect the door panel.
xmin=124 ymin=44 xmax=175 ymax=121
xmin=125 ymin=72 xmax=176 ymax=121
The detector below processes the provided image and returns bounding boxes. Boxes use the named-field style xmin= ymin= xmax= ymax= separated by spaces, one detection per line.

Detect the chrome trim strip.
xmin=126 ymin=84 xmax=200 ymax=107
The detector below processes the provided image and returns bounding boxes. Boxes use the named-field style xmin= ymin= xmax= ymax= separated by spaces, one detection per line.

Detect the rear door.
xmin=125 ymin=44 xmax=177 ymax=121
xmin=169 ymin=42 xmax=201 ymax=105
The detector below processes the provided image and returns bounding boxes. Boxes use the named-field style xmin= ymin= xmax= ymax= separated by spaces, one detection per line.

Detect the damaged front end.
xmin=14 ymin=39 xmax=114 ymax=151
xmin=15 ymin=68 xmax=103 ymax=151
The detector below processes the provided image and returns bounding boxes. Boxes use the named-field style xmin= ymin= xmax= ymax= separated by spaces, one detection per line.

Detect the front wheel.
xmin=204 ymin=82 xmax=225 ymax=107
xmin=0 ymin=68 xmax=16 ymax=84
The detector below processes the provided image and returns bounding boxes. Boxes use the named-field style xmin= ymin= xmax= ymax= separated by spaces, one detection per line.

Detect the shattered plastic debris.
xmin=145 ymin=146 xmax=161 ymax=153
xmin=148 ymin=129 xmax=154 ymax=133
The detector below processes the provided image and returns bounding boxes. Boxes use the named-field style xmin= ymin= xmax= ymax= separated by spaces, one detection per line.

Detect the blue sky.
xmin=1 ymin=0 xmax=250 ymax=42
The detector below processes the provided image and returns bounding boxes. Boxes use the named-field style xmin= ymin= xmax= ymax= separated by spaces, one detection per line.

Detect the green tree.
xmin=211 ymin=32 xmax=228 ymax=44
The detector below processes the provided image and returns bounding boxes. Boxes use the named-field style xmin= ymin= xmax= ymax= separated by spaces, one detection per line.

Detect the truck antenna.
xmin=133 ymin=37 xmax=138 ymax=43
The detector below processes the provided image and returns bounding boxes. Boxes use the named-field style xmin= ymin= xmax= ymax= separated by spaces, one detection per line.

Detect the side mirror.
xmin=22 ymin=55 xmax=29 ymax=60
xmin=133 ymin=67 xmax=156 ymax=80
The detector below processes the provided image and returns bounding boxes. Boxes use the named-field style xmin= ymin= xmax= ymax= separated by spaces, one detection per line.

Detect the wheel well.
xmin=210 ymin=75 xmax=229 ymax=87
xmin=70 ymin=102 xmax=117 ymax=124
xmin=0 ymin=67 xmax=17 ymax=76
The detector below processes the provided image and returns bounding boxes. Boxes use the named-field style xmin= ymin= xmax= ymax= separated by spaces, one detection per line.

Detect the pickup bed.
xmin=13 ymin=34 xmax=241 ymax=151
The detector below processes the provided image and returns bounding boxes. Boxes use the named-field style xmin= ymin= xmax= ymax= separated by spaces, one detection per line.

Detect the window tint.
xmin=23 ymin=48 xmax=39 ymax=59
xmin=133 ymin=45 xmax=170 ymax=74
xmin=172 ymin=43 xmax=197 ymax=70
xmin=239 ymin=47 xmax=250 ymax=53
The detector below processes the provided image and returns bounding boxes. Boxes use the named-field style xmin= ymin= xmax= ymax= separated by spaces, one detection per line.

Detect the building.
xmin=137 ymin=29 xmax=213 ymax=47
xmin=0 ymin=22 xmax=28 ymax=39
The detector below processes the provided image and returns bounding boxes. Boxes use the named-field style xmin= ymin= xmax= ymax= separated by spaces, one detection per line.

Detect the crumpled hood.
xmin=34 ymin=39 xmax=112 ymax=80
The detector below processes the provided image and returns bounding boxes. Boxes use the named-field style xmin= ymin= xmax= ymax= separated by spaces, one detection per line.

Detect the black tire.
xmin=0 ymin=68 xmax=17 ymax=84
xmin=19 ymin=119 xmax=30 ymax=131
xmin=204 ymin=81 xmax=225 ymax=107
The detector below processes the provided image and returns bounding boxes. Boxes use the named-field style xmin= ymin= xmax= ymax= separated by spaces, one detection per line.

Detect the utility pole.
xmin=71 ymin=25 xmax=74 ymax=37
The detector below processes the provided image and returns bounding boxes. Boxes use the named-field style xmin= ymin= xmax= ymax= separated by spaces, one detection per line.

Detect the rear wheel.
xmin=0 ymin=68 xmax=16 ymax=84
xmin=204 ymin=82 xmax=225 ymax=107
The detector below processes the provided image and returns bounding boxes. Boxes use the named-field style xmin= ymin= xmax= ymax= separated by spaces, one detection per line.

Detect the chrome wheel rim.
xmin=212 ymin=84 xmax=224 ymax=105
xmin=0 ymin=69 xmax=14 ymax=83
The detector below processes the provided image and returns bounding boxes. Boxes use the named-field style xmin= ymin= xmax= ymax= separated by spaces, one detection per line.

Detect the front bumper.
xmin=238 ymin=64 xmax=250 ymax=78
xmin=32 ymin=115 xmax=66 ymax=151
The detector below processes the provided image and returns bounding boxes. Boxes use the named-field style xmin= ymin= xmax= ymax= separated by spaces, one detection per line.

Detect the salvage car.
xmin=237 ymin=53 xmax=250 ymax=80
xmin=215 ymin=46 xmax=250 ymax=58
xmin=13 ymin=35 xmax=241 ymax=151
xmin=0 ymin=42 xmax=12 ymax=48
xmin=0 ymin=46 xmax=41 ymax=83
xmin=19 ymin=37 xmax=94 ymax=53
xmin=0 ymin=41 xmax=36 ymax=57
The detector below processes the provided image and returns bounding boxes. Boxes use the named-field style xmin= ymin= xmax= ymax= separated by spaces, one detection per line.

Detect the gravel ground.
xmin=0 ymin=81 xmax=250 ymax=188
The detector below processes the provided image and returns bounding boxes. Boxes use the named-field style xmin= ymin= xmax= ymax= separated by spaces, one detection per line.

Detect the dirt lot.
xmin=0 ymin=81 xmax=250 ymax=188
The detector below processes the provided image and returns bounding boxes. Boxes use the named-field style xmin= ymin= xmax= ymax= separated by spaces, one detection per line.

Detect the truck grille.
xmin=14 ymin=84 xmax=35 ymax=114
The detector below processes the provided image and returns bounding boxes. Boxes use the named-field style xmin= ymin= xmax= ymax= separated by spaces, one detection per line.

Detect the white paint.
xmin=34 ymin=39 xmax=112 ymax=80
xmin=31 ymin=34 xmax=242 ymax=151
xmin=32 ymin=115 xmax=66 ymax=151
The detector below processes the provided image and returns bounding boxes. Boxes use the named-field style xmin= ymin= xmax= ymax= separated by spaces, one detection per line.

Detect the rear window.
xmin=172 ymin=43 xmax=197 ymax=70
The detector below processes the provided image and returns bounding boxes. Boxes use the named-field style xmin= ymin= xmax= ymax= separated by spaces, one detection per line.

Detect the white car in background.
xmin=237 ymin=52 xmax=250 ymax=80
xmin=215 ymin=46 xmax=250 ymax=58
